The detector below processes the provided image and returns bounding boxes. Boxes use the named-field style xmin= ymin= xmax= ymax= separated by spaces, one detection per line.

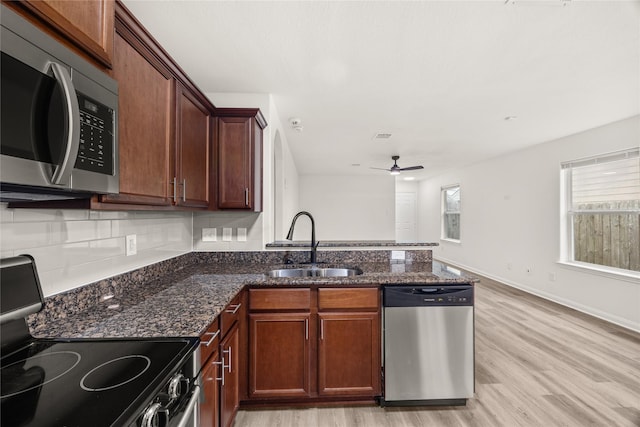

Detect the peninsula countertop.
xmin=29 ymin=259 xmax=477 ymax=340
xmin=266 ymin=240 xmax=439 ymax=248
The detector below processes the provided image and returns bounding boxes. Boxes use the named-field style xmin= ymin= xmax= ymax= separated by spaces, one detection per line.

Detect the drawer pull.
xmin=201 ymin=330 xmax=220 ymax=347
xmin=226 ymin=303 xmax=242 ymax=314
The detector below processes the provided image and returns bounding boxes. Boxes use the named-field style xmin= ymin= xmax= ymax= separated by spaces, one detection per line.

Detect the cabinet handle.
xmin=244 ymin=188 xmax=249 ymax=206
xmin=218 ymin=356 xmax=226 ymax=386
xmin=212 ymin=360 xmax=224 ymax=384
xmin=171 ymin=177 xmax=177 ymax=202
xmin=305 ymin=318 xmax=308 ymax=340
xmin=223 ymin=346 xmax=232 ymax=373
xmin=182 ymin=179 xmax=186 ymax=202
xmin=200 ymin=330 xmax=220 ymax=347
xmin=320 ymin=318 xmax=324 ymax=340
xmin=226 ymin=303 xmax=242 ymax=314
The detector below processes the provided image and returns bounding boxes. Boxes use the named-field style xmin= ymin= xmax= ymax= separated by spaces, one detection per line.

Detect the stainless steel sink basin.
xmin=266 ymin=267 xmax=362 ymax=278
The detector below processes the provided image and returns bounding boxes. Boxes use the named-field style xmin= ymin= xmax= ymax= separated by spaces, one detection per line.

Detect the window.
xmin=442 ymin=185 xmax=460 ymax=241
xmin=561 ymin=148 xmax=639 ymax=274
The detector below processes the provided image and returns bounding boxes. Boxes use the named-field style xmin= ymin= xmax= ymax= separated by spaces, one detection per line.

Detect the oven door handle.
xmin=175 ymin=384 xmax=200 ymax=427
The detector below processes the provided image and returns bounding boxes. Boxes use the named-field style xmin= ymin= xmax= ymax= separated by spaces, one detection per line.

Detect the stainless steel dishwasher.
xmin=381 ymin=284 xmax=474 ymax=406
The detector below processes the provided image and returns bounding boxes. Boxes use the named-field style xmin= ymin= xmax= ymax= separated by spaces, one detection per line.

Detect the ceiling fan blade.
xmin=398 ymin=165 xmax=424 ymax=171
xmin=369 ymin=167 xmax=391 ymax=171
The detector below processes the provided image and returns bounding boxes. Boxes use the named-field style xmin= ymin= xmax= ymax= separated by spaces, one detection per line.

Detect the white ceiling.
xmin=122 ymin=0 xmax=640 ymax=179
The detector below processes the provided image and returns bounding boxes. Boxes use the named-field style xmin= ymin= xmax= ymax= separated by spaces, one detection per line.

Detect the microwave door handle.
xmin=49 ymin=62 xmax=80 ymax=186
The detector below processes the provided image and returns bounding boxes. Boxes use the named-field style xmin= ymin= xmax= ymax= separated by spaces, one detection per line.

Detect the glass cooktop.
xmin=1 ymin=338 xmax=197 ymax=427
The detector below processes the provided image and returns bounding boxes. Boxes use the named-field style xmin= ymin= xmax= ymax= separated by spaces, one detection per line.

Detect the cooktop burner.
xmin=1 ymin=338 xmax=197 ymax=427
xmin=1 ymin=351 xmax=81 ymax=399
xmin=80 ymin=354 xmax=151 ymax=392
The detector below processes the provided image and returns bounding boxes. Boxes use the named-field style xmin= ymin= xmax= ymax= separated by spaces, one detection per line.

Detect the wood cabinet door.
xmin=317 ymin=312 xmax=381 ymax=396
xmin=249 ymin=313 xmax=311 ymax=398
xmin=176 ymin=85 xmax=210 ymax=208
xmin=220 ymin=325 xmax=240 ymax=427
xmin=104 ymin=31 xmax=174 ymax=206
xmin=14 ymin=0 xmax=114 ymax=67
xmin=217 ymin=116 xmax=252 ymax=209
xmin=200 ymin=350 xmax=220 ymax=427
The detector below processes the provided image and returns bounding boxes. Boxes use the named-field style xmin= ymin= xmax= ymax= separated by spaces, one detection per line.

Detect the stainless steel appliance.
xmin=381 ymin=284 xmax=474 ymax=406
xmin=0 ymin=5 xmax=118 ymax=201
xmin=0 ymin=255 xmax=199 ymax=427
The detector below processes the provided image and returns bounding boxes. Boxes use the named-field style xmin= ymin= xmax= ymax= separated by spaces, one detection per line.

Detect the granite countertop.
xmin=29 ymin=257 xmax=476 ymax=341
xmin=266 ymin=240 xmax=439 ymax=248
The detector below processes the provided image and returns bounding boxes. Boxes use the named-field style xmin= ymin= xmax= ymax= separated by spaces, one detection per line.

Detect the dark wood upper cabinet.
xmin=3 ymin=0 xmax=115 ymax=68
xmin=214 ymin=109 xmax=267 ymax=211
xmin=99 ymin=1 xmax=213 ymax=210
xmin=102 ymin=28 xmax=174 ymax=206
xmin=175 ymin=84 xmax=210 ymax=208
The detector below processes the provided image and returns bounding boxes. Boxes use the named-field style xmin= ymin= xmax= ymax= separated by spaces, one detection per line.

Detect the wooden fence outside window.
xmin=572 ymin=200 xmax=640 ymax=272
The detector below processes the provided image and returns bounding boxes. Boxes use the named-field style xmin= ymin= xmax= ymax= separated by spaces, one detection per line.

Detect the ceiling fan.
xmin=371 ymin=155 xmax=424 ymax=175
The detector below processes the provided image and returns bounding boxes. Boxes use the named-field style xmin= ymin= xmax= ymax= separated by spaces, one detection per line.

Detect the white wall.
xmin=0 ymin=206 xmax=192 ymax=296
xmin=297 ymin=175 xmax=395 ymax=240
xmin=268 ymin=97 xmax=299 ymax=241
xmin=418 ymin=115 xmax=640 ymax=332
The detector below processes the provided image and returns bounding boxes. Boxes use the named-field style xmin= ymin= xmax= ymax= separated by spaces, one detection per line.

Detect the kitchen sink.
xmin=266 ymin=267 xmax=363 ymax=278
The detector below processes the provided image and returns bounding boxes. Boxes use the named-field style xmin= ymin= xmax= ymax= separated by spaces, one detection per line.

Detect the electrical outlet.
xmin=391 ymin=250 xmax=405 ymax=260
xmin=222 ymin=228 xmax=232 ymax=241
xmin=237 ymin=228 xmax=247 ymax=242
xmin=125 ymin=234 xmax=137 ymax=256
xmin=202 ymin=228 xmax=217 ymax=242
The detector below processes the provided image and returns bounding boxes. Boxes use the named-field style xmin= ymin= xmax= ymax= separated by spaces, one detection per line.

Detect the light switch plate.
xmin=237 ymin=228 xmax=247 ymax=242
xmin=202 ymin=228 xmax=217 ymax=242
xmin=222 ymin=228 xmax=232 ymax=241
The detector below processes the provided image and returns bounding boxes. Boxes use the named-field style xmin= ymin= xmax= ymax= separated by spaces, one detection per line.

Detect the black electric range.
xmin=0 ymin=256 xmax=200 ymax=427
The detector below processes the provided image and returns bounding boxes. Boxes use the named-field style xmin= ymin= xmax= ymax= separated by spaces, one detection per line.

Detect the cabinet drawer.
xmin=249 ymin=288 xmax=310 ymax=310
xmin=220 ymin=292 xmax=244 ymax=339
xmin=199 ymin=317 xmax=220 ymax=365
xmin=318 ymin=288 xmax=379 ymax=311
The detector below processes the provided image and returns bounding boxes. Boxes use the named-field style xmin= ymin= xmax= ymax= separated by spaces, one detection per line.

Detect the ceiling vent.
xmin=374 ymin=133 xmax=392 ymax=140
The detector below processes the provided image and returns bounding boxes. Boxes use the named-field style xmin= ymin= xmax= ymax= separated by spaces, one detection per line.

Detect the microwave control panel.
xmin=75 ymin=93 xmax=114 ymax=175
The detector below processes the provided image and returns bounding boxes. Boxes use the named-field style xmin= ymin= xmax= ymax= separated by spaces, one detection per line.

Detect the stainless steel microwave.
xmin=0 ymin=5 xmax=118 ymax=201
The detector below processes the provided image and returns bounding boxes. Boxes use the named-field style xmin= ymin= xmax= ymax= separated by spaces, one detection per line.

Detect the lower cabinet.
xmin=318 ymin=312 xmax=380 ymax=396
xmin=199 ymin=290 xmax=246 ymax=427
xmin=249 ymin=313 xmax=311 ymax=398
xmin=200 ymin=347 xmax=220 ymax=427
xmin=220 ymin=324 xmax=240 ymax=427
xmin=247 ymin=287 xmax=381 ymax=402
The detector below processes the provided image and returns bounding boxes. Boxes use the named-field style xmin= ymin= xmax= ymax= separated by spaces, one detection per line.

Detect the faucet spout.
xmin=286 ymin=211 xmax=317 ymax=264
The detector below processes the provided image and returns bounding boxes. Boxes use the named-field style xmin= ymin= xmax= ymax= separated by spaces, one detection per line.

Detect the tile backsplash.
xmin=0 ymin=204 xmax=193 ymax=296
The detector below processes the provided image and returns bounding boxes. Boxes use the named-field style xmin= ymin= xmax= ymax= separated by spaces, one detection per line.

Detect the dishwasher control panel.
xmin=383 ymin=285 xmax=474 ymax=307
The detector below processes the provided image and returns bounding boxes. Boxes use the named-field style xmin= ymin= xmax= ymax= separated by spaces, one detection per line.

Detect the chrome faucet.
xmin=286 ymin=211 xmax=318 ymax=264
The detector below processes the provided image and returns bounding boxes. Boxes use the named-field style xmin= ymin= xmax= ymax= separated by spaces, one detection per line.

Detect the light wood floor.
xmin=235 ymin=276 xmax=640 ymax=427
